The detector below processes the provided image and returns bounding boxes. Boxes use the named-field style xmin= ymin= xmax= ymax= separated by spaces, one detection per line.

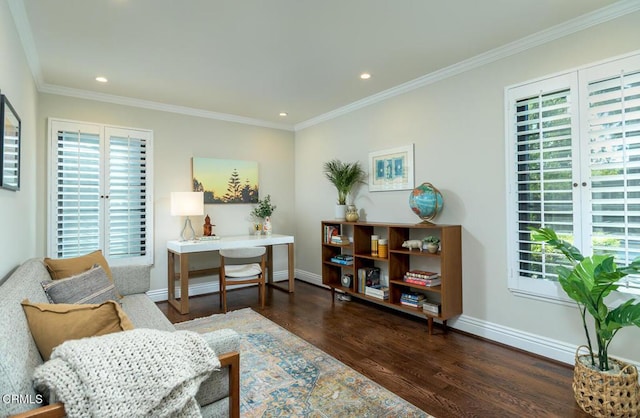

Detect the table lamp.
xmin=171 ymin=192 xmax=204 ymax=241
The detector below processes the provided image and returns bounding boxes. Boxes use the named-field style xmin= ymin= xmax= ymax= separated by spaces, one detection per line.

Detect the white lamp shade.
xmin=171 ymin=192 xmax=204 ymax=216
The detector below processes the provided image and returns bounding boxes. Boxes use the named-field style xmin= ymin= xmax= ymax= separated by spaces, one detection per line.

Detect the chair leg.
xmin=222 ymin=287 xmax=227 ymax=313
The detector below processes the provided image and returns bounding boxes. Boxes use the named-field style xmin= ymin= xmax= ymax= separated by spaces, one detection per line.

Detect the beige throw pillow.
xmin=44 ymin=250 xmax=113 ymax=281
xmin=21 ymin=300 xmax=135 ymax=361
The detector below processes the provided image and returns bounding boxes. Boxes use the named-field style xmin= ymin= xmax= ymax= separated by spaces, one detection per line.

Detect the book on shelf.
xmin=323 ymin=225 xmax=340 ymax=243
xmin=357 ymin=267 xmax=381 ymax=291
xmin=400 ymin=292 xmax=426 ymax=307
xmin=423 ymin=301 xmax=441 ymax=315
xmin=404 ymin=270 xmax=440 ymax=279
xmin=403 ymin=276 xmax=441 ymax=287
xmin=364 ymin=285 xmax=389 ymax=300
xmin=330 ymin=254 xmax=354 ymax=265
xmin=400 ymin=299 xmax=426 ymax=308
xmin=330 ymin=234 xmax=350 ymax=245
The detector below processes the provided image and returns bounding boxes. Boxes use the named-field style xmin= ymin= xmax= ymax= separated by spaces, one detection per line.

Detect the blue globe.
xmin=409 ymin=182 xmax=443 ymax=223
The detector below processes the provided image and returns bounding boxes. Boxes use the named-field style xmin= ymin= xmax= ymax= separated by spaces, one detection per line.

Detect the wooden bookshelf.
xmin=321 ymin=220 xmax=462 ymax=334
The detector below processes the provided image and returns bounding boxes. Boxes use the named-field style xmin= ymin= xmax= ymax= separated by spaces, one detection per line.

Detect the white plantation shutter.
xmin=507 ymin=52 xmax=640 ymax=297
xmin=106 ymin=128 xmax=151 ymax=260
xmin=585 ymin=66 xmax=640 ymax=289
xmin=49 ymin=120 xmax=153 ymax=265
xmin=514 ymin=86 xmax=578 ymax=282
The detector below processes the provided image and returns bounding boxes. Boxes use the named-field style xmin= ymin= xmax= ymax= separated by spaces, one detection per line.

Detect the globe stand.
xmin=409 ymin=182 xmax=443 ymax=224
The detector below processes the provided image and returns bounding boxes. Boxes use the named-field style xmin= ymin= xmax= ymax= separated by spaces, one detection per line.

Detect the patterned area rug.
xmin=176 ymin=308 xmax=431 ymax=417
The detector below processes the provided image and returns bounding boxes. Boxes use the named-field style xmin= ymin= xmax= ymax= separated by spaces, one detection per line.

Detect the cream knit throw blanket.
xmin=33 ymin=329 xmax=220 ymax=418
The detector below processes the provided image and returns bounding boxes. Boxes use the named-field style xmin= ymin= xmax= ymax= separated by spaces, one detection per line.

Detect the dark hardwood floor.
xmin=157 ymin=280 xmax=588 ymax=418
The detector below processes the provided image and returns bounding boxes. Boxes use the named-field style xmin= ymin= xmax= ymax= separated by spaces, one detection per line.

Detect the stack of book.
xmin=400 ymin=292 xmax=426 ymax=308
xmin=330 ymin=234 xmax=350 ymax=245
xmin=423 ymin=301 xmax=441 ymax=315
xmin=323 ymin=225 xmax=339 ymax=243
xmin=330 ymin=254 xmax=353 ymax=265
xmin=365 ymin=285 xmax=389 ymax=300
xmin=403 ymin=270 xmax=441 ymax=287
xmin=357 ymin=267 xmax=381 ymax=292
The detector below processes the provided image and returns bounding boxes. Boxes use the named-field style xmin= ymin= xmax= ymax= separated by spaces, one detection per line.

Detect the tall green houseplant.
xmin=530 ymin=227 xmax=640 ymax=371
xmin=322 ymin=159 xmax=366 ymax=205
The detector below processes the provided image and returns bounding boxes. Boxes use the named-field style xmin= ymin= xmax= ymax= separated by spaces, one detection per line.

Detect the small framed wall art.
xmin=1 ymin=94 xmax=21 ymax=191
xmin=368 ymin=144 xmax=414 ymax=192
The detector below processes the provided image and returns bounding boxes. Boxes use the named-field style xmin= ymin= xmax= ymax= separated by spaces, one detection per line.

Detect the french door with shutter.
xmin=48 ymin=119 xmax=153 ymax=265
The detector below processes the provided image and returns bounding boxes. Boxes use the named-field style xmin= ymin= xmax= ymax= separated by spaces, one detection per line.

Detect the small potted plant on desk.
xmin=422 ymin=236 xmax=440 ymax=254
xmin=531 ymin=227 xmax=640 ymax=417
xmin=251 ymin=195 xmax=276 ymax=235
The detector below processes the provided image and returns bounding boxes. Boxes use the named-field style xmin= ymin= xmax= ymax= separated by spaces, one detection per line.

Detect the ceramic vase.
xmin=263 ymin=216 xmax=272 ymax=235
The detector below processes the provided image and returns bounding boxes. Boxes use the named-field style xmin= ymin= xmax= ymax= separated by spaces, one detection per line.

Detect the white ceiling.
xmin=9 ymin=0 xmax=638 ymax=130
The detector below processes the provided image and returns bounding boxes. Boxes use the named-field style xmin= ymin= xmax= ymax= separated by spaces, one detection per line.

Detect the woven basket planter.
xmin=573 ymin=346 xmax=640 ymax=417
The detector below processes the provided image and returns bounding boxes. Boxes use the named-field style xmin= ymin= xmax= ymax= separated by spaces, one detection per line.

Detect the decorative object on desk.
xmin=323 ymin=159 xmax=366 ymax=220
xmin=192 ymin=157 xmax=258 ymax=204
xmin=368 ymin=144 xmax=414 ymax=192
xmin=253 ymin=222 xmax=262 ymax=235
xmin=409 ymin=182 xmax=443 ymax=224
xmin=345 ymin=204 xmax=359 ymax=222
xmin=170 ymin=191 xmax=204 ymax=241
xmin=422 ymin=236 xmax=440 ymax=254
xmin=203 ymin=214 xmax=215 ymax=236
xmin=262 ymin=216 xmax=272 ymax=235
xmin=1 ymin=94 xmax=21 ymax=191
xmin=531 ymin=227 xmax=640 ymax=417
xmin=251 ymin=194 xmax=276 ymax=235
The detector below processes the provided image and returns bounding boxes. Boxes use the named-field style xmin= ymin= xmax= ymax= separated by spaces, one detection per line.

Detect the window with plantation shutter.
xmin=507 ymin=52 xmax=640 ymax=299
xmin=584 ymin=62 xmax=640 ymax=290
xmin=48 ymin=120 xmax=153 ymax=266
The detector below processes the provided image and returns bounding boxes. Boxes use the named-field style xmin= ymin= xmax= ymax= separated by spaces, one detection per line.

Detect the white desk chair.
xmin=219 ymin=247 xmax=266 ymax=313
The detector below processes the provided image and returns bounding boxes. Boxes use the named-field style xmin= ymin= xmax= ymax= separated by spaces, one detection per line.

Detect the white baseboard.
xmin=150 ymin=268 xmax=638 ymax=368
xmin=147 ymin=270 xmax=291 ymax=302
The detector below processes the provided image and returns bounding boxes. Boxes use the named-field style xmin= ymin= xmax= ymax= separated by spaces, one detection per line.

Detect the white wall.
xmin=37 ymin=94 xmax=295 ymax=293
xmin=294 ymin=11 xmax=640 ymax=364
xmin=0 ymin=1 xmax=38 ymax=281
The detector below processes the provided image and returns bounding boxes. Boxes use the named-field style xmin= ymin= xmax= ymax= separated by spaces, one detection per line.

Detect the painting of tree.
xmin=192 ymin=158 xmax=259 ymax=204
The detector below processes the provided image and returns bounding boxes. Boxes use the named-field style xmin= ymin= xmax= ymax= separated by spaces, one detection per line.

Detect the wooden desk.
xmin=167 ymin=234 xmax=295 ymax=314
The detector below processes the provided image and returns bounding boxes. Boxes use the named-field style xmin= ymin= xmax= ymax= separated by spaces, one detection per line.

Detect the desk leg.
xmin=265 ymin=242 xmax=295 ymax=293
xmin=168 ymin=250 xmax=190 ymax=314
xmin=287 ymin=242 xmax=294 ymax=293
xmin=266 ymin=245 xmax=274 ymax=284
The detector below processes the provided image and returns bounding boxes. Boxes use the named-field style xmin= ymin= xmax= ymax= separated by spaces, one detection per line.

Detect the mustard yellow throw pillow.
xmin=44 ymin=250 xmax=113 ymax=281
xmin=21 ymin=300 xmax=134 ymax=361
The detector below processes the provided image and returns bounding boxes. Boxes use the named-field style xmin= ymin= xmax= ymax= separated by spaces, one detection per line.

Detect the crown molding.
xmin=7 ymin=0 xmax=43 ymax=86
xmin=38 ymin=83 xmax=295 ymax=131
xmin=294 ymin=0 xmax=640 ymax=131
xmin=8 ymin=0 xmax=640 ymax=133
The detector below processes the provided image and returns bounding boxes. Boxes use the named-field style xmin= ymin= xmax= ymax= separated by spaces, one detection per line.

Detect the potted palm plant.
xmin=530 ymin=227 xmax=640 ymax=417
xmin=323 ymin=159 xmax=366 ymax=220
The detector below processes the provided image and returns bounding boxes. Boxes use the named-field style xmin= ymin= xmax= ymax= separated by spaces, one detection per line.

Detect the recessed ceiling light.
xmin=279 ymin=112 xmax=288 ymax=117
xmin=95 ymin=76 xmax=108 ymax=83
xmin=360 ymin=73 xmax=371 ymax=80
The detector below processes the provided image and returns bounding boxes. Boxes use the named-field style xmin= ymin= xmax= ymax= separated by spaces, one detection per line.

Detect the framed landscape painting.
xmin=192 ymin=157 xmax=259 ymax=204
xmin=368 ymin=144 xmax=414 ymax=192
